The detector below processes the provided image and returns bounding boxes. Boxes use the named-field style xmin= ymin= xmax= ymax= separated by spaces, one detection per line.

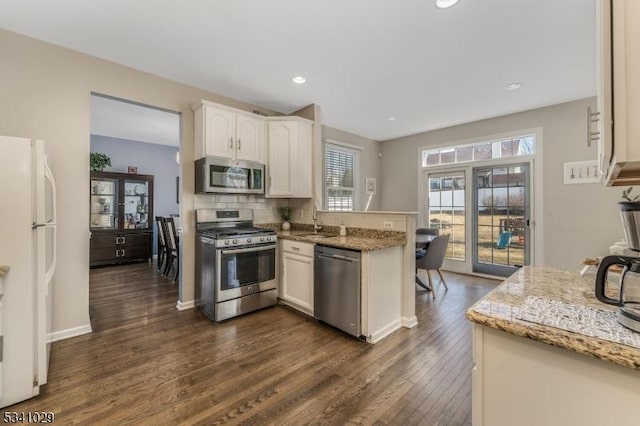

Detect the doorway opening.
xmin=89 ymin=93 xmax=181 ymax=327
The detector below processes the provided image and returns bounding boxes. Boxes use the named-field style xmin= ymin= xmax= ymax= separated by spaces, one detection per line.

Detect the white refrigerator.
xmin=0 ymin=136 xmax=56 ymax=408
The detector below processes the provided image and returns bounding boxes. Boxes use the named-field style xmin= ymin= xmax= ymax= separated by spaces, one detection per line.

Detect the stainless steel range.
xmin=195 ymin=209 xmax=277 ymax=321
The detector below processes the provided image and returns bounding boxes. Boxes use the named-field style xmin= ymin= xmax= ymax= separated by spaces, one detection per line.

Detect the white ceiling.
xmin=90 ymin=95 xmax=180 ymax=147
xmin=0 ymin=0 xmax=596 ymax=141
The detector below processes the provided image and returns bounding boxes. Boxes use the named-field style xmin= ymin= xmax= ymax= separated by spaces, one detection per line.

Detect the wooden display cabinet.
xmin=90 ymin=171 xmax=154 ymax=267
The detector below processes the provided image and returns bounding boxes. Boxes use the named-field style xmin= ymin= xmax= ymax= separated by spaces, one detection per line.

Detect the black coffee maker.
xmin=595 ymin=201 xmax=640 ymax=332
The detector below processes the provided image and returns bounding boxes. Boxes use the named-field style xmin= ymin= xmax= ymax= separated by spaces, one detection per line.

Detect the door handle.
xmin=229 ymin=137 xmax=233 ymax=149
xmin=238 ymin=138 xmax=241 ymax=150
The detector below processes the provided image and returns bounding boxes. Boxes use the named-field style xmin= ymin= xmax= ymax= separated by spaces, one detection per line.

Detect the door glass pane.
xmin=427 ymin=171 xmax=465 ymax=261
xmin=473 ymin=164 xmax=529 ymax=276
xmin=124 ymin=179 xmax=150 ymax=229
xmin=90 ymin=177 xmax=118 ymax=230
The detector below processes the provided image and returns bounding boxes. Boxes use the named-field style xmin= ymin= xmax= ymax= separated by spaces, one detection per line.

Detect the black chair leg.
xmin=163 ymin=254 xmax=173 ymax=277
xmin=172 ymin=258 xmax=179 ymax=284
xmin=157 ymin=250 xmax=165 ymax=272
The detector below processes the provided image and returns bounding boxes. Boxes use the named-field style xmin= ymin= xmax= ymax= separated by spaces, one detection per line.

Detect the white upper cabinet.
xmin=597 ymin=0 xmax=640 ymax=185
xmin=235 ymin=114 xmax=262 ymax=162
xmin=266 ymin=118 xmax=312 ymax=198
xmin=193 ymin=101 xmax=265 ymax=163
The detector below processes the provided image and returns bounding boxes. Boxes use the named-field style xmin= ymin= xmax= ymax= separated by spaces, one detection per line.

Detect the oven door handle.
xmin=220 ymin=245 xmax=276 ymax=255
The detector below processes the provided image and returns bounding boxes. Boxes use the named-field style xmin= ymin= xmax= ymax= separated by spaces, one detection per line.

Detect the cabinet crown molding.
xmin=191 ymin=99 xmax=267 ymax=118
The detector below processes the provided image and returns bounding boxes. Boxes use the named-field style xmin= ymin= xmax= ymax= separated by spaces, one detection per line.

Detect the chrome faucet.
xmin=313 ymin=206 xmax=323 ymax=233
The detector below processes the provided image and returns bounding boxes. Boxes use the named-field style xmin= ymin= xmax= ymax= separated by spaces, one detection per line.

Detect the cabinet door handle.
xmin=229 ymin=137 xmax=233 ymax=149
xmin=121 ymin=236 xmax=125 ymax=244
xmin=587 ymin=106 xmax=601 ymax=148
xmin=115 ymin=249 xmax=120 ymax=257
xmin=291 ymin=247 xmax=300 ymax=251
xmin=238 ymin=138 xmax=241 ymax=150
xmin=121 ymin=249 xmax=125 ymax=257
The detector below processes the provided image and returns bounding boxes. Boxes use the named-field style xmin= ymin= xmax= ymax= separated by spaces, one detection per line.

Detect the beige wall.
xmin=380 ymin=98 xmax=624 ymax=267
xmin=0 ymin=29 xmax=281 ymax=334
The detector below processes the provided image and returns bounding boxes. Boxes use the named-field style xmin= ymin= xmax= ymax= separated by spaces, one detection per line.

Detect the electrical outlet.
xmin=383 ymin=221 xmax=393 ymax=229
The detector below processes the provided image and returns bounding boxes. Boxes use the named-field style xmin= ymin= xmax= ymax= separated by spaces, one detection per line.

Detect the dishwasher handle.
xmin=317 ymin=253 xmax=359 ymax=262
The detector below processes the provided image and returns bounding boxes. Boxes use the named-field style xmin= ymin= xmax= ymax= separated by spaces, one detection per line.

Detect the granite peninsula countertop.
xmin=466 ymin=266 xmax=640 ymax=370
xmin=261 ymin=224 xmax=406 ymax=252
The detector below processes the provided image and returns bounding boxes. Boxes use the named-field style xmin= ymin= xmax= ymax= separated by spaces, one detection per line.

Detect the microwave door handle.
xmin=248 ymin=169 xmax=253 ymax=189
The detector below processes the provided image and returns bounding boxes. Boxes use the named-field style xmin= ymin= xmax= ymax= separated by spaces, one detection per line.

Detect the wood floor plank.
xmin=7 ymin=264 xmax=497 ymax=424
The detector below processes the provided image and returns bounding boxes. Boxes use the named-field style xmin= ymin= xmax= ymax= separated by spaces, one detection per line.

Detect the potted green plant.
xmin=278 ymin=206 xmax=292 ymax=231
xmin=90 ymin=152 xmax=112 ymax=172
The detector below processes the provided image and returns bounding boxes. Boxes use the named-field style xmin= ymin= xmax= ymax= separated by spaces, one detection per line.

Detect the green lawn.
xmin=429 ymin=211 xmax=525 ymax=266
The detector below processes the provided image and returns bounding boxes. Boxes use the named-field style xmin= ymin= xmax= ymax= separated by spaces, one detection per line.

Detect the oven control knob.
xmin=233 ymin=239 xmax=238 ymax=245
xmin=260 ymin=237 xmax=265 ymax=242
xmin=247 ymin=238 xmax=252 ymax=243
xmin=267 ymin=236 xmax=272 ymax=241
xmin=224 ymin=240 xmax=230 ymax=246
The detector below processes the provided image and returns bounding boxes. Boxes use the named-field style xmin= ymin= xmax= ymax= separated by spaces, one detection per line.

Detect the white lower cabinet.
xmin=280 ymin=240 xmax=314 ymax=315
xmin=472 ymin=324 xmax=640 ymax=426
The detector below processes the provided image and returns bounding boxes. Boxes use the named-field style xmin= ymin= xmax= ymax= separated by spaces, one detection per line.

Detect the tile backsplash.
xmin=194 ymin=194 xmax=286 ymax=223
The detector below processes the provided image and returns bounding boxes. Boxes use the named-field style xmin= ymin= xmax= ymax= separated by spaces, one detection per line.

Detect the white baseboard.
xmin=367 ymin=318 xmax=402 ymax=344
xmin=47 ymin=324 xmax=92 ymax=343
xmin=401 ymin=316 xmax=418 ymax=329
xmin=176 ymin=300 xmax=195 ymax=310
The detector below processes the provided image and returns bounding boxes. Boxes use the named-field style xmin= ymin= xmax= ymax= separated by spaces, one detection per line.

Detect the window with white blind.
xmin=324 ymin=142 xmax=360 ymax=211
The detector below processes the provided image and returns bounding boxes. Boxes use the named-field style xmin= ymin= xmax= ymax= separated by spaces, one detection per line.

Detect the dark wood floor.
xmin=9 ymin=263 xmax=498 ymax=425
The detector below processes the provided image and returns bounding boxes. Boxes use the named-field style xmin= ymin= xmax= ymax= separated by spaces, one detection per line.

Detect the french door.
xmin=425 ymin=170 xmax=467 ymax=273
xmin=423 ymin=162 xmax=532 ymax=277
xmin=472 ymin=163 xmax=530 ymax=276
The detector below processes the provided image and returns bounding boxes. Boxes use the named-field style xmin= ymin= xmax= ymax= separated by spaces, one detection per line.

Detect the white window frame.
xmin=324 ymin=140 xmax=361 ymax=211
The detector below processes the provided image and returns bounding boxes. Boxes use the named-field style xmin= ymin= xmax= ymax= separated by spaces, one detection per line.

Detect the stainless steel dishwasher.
xmin=314 ymin=245 xmax=361 ymax=337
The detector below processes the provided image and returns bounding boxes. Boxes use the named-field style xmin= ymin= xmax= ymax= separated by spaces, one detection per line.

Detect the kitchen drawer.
xmin=282 ymin=239 xmax=314 ymax=257
xmin=119 ymin=233 xmax=151 ymax=248
xmin=90 ymin=234 xmax=118 ymax=249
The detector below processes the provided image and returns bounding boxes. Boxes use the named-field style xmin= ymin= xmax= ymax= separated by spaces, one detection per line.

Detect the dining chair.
xmin=155 ymin=216 xmax=167 ymax=273
xmin=416 ymin=227 xmax=440 ymax=236
xmin=416 ymin=234 xmax=450 ymax=298
xmin=162 ymin=217 xmax=180 ymax=284
xmin=415 ymin=227 xmax=439 ymax=257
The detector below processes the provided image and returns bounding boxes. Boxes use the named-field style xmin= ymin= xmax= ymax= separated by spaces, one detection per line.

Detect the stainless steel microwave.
xmin=195 ymin=157 xmax=265 ymax=195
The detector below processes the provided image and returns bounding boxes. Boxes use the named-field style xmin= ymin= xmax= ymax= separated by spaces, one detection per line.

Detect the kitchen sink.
xmin=299 ymin=233 xmax=336 ymax=238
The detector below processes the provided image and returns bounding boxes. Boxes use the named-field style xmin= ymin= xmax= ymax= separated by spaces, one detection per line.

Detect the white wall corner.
xmin=47 ymin=324 xmax=93 ymax=343
xmin=366 ymin=318 xmax=403 ymax=344
xmin=401 ymin=316 xmax=418 ymax=328
xmin=176 ymin=300 xmax=195 ymax=311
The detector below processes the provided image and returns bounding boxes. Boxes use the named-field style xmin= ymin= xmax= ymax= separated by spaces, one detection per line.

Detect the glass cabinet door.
xmin=90 ymin=177 xmax=119 ymax=231
xmin=123 ymin=178 xmax=150 ymax=230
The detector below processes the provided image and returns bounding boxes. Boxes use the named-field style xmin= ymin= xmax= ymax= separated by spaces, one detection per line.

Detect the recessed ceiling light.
xmin=435 ymin=0 xmax=461 ymax=9
xmin=291 ymin=76 xmax=307 ymax=84
xmin=506 ymin=82 xmax=523 ymax=90
xmin=386 ymin=117 xmax=397 ymax=122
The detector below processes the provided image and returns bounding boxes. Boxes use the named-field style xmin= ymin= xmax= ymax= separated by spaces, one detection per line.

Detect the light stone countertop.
xmin=276 ymin=229 xmax=406 ymax=252
xmin=466 ymin=265 xmax=640 ymax=370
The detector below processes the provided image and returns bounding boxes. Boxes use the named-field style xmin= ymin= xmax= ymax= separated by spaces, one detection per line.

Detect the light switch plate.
xmin=383 ymin=221 xmax=393 ymax=229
